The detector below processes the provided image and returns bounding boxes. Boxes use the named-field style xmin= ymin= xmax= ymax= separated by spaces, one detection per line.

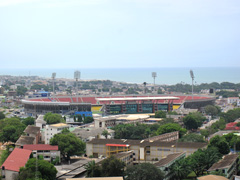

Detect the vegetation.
xmin=209 ymin=135 xmax=230 ymax=155
xmin=183 ymin=112 xmax=206 ymax=130
xmin=101 ymin=130 xmax=110 ymax=139
xmin=85 ymin=156 xmax=125 ymax=177
xmin=0 ymin=112 xmax=5 ymax=120
xmin=83 ymin=116 xmax=94 ymax=124
xmin=124 ymin=163 xmax=164 ymax=180
xmin=0 ymin=145 xmax=14 ymax=165
xmin=204 ymin=105 xmax=221 ymax=117
xmin=155 ymin=110 xmax=166 ymax=118
xmin=18 ymin=158 xmax=57 ymax=180
xmin=220 ymin=108 xmax=240 ymax=123
xmin=50 ymin=131 xmax=85 ymax=160
xmin=22 ymin=117 xmax=35 ymax=126
xmin=156 ymin=123 xmax=187 ymax=138
xmin=16 ymin=86 xmax=28 ymax=96
xmin=44 ymin=112 xmax=64 ymax=124
xmin=0 ymin=117 xmax=26 ymax=143
xmin=216 ymin=91 xmax=239 ymax=98
xmin=179 ymin=133 xmax=205 ymax=143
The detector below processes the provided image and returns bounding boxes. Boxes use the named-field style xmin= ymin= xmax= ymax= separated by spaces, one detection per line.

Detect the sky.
xmin=0 ymin=0 xmax=240 ymax=69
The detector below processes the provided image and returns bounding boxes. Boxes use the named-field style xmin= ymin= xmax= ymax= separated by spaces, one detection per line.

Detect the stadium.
xmin=22 ymin=94 xmax=215 ymax=116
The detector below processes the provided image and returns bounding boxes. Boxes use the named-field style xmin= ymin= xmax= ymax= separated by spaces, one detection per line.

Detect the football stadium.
xmin=22 ymin=94 xmax=215 ymax=116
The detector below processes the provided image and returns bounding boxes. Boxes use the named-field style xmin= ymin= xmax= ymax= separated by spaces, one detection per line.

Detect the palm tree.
xmin=170 ymin=158 xmax=191 ymax=180
xmin=84 ymin=160 xmax=101 ymax=177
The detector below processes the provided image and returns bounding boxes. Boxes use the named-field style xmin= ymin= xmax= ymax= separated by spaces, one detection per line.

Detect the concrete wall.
xmin=2 ymin=170 xmax=19 ymax=180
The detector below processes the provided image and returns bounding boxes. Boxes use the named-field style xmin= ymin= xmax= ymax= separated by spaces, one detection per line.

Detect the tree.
xmin=0 ymin=112 xmax=5 ymax=120
xmin=77 ymin=115 xmax=82 ymax=122
xmin=155 ymin=110 xmax=166 ymax=118
xmin=18 ymin=158 xmax=57 ymax=180
xmin=84 ymin=160 xmax=101 ymax=177
xmin=170 ymin=158 xmax=191 ymax=180
xmin=183 ymin=112 xmax=205 ymax=130
xmin=204 ymin=105 xmax=219 ymax=117
xmin=22 ymin=117 xmax=35 ymax=126
xmin=102 ymin=130 xmax=110 ymax=139
xmin=101 ymin=156 xmax=125 ymax=177
xmin=209 ymin=135 xmax=230 ymax=155
xmin=50 ymin=132 xmax=85 ymax=160
xmin=156 ymin=123 xmax=187 ymax=138
xmin=0 ymin=118 xmax=26 ymax=143
xmin=83 ymin=116 xmax=94 ymax=124
xmin=44 ymin=112 xmax=63 ymax=124
xmin=17 ymin=86 xmax=28 ymax=96
xmin=0 ymin=145 xmax=14 ymax=165
xmin=179 ymin=133 xmax=205 ymax=143
xmin=125 ymin=163 xmax=164 ymax=180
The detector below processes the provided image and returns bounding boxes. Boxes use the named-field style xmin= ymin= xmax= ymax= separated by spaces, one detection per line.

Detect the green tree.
xmin=44 ymin=112 xmax=63 ymax=124
xmin=125 ymin=163 xmax=164 ymax=180
xmin=204 ymin=105 xmax=219 ymax=117
xmin=0 ymin=145 xmax=14 ymax=165
xmin=156 ymin=123 xmax=187 ymax=138
xmin=183 ymin=112 xmax=205 ymax=130
xmin=17 ymin=86 xmax=28 ymax=96
xmin=179 ymin=133 xmax=205 ymax=143
xmin=101 ymin=156 xmax=125 ymax=177
xmin=83 ymin=116 xmax=94 ymax=124
xmin=209 ymin=135 xmax=230 ymax=155
xmin=101 ymin=130 xmax=110 ymax=139
xmin=155 ymin=110 xmax=166 ymax=118
xmin=77 ymin=115 xmax=82 ymax=122
xmin=0 ymin=118 xmax=26 ymax=143
xmin=50 ymin=132 xmax=85 ymax=160
xmin=18 ymin=158 xmax=57 ymax=180
xmin=84 ymin=160 xmax=101 ymax=177
xmin=0 ymin=112 xmax=5 ymax=120
xmin=170 ymin=158 xmax=191 ymax=180
xmin=22 ymin=117 xmax=35 ymax=126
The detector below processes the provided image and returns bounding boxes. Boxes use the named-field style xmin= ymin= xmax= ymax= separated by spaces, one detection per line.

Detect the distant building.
xmin=45 ymin=123 xmax=69 ymax=144
xmin=227 ymin=97 xmax=239 ymax=104
xmin=23 ymin=144 xmax=60 ymax=163
xmin=1 ymin=148 xmax=32 ymax=180
xmin=114 ymin=151 xmax=134 ymax=166
xmin=208 ymin=154 xmax=239 ymax=180
xmin=24 ymin=125 xmax=41 ymax=144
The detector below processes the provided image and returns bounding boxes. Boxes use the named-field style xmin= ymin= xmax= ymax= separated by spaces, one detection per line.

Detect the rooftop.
xmin=50 ymin=123 xmax=69 ymax=127
xmin=23 ymin=144 xmax=58 ymax=151
xmin=15 ymin=136 xmax=35 ymax=146
xmin=66 ymin=177 xmax=123 ymax=180
xmin=1 ymin=148 xmax=32 ymax=172
xmin=96 ymin=96 xmax=179 ymax=101
xmin=197 ymin=175 xmax=228 ymax=180
xmin=154 ymin=152 xmax=186 ymax=167
xmin=208 ymin=154 xmax=239 ymax=171
xmin=24 ymin=125 xmax=40 ymax=135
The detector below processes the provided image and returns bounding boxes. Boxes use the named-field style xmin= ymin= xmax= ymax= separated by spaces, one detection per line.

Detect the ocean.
xmin=0 ymin=67 xmax=239 ymax=85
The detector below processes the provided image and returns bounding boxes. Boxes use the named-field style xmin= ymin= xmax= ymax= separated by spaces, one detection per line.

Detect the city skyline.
xmin=0 ymin=0 xmax=240 ymax=69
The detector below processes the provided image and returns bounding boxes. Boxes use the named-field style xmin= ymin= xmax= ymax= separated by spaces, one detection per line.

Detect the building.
xmin=86 ymin=138 xmax=207 ymax=161
xmin=23 ymin=144 xmax=60 ymax=163
xmin=35 ymin=115 xmax=46 ymax=129
xmin=154 ymin=152 xmax=186 ymax=180
xmin=24 ymin=125 xmax=41 ymax=144
xmin=228 ymin=97 xmax=239 ymax=104
xmin=66 ymin=178 xmax=123 ymax=180
xmin=208 ymin=154 xmax=239 ymax=180
xmin=114 ymin=151 xmax=134 ymax=166
xmin=45 ymin=123 xmax=69 ymax=144
xmin=197 ymin=175 xmax=228 ymax=180
xmin=1 ymin=148 xmax=32 ymax=180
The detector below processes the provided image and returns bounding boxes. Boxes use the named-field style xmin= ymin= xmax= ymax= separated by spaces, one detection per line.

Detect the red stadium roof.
xmin=106 ymin=144 xmax=130 ymax=147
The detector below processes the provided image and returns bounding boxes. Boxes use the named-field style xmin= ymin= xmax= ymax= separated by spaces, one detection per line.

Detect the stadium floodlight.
xmin=74 ymin=70 xmax=81 ymax=102
xmin=190 ymin=70 xmax=194 ymax=100
xmin=152 ymin=72 xmax=157 ymax=86
xmin=52 ymin=72 xmax=56 ymax=95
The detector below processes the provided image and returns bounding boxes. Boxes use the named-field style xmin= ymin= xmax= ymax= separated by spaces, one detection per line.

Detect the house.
xmin=24 ymin=125 xmax=41 ymax=143
xmin=15 ymin=136 xmax=35 ymax=148
xmin=1 ymin=148 xmax=32 ymax=180
xmin=208 ymin=154 xmax=239 ymax=180
xmin=23 ymin=144 xmax=60 ymax=163
xmin=45 ymin=123 xmax=69 ymax=144
xmin=227 ymin=97 xmax=239 ymax=104
xmin=154 ymin=152 xmax=186 ymax=180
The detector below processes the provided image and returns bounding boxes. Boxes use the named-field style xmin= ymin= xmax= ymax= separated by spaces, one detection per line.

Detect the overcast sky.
xmin=0 ymin=0 xmax=239 ymax=69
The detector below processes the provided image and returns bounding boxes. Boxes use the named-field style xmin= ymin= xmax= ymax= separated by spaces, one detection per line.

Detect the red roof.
xmin=23 ymin=144 xmax=58 ymax=151
xmin=106 ymin=144 xmax=130 ymax=147
xmin=1 ymin=148 xmax=32 ymax=172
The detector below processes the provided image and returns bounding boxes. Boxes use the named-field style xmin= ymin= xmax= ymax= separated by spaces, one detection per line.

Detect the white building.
xmin=228 ymin=97 xmax=239 ymax=104
xmin=45 ymin=123 xmax=69 ymax=144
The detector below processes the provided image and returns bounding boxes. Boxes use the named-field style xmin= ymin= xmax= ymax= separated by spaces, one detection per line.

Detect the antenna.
xmin=190 ymin=70 xmax=194 ymax=100
xmin=52 ymin=72 xmax=56 ymax=95
xmin=74 ymin=71 xmax=80 ymax=102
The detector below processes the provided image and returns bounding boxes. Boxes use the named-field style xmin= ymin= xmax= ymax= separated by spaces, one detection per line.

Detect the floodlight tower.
xmin=190 ymin=70 xmax=194 ymax=100
xmin=152 ymin=72 xmax=157 ymax=89
xmin=74 ymin=70 xmax=80 ymax=102
xmin=52 ymin=72 xmax=56 ymax=95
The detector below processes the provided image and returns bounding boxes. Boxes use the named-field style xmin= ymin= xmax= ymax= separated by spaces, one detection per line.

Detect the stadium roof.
xmin=96 ymin=97 xmax=179 ymax=101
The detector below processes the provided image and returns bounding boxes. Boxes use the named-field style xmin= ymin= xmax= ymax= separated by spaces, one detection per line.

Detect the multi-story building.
xmin=45 ymin=123 xmax=69 ymax=144
xmin=23 ymin=144 xmax=60 ymax=163
xmin=208 ymin=154 xmax=239 ymax=180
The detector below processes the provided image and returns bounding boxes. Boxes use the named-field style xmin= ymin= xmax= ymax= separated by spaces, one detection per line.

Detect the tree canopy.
xmin=0 ymin=117 xmax=26 ymax=143
xmin=18 ymin=158 xmax=57 ymax=180
xmin=204 ymin=105 xmax=220 ymax=117
xmin=125 ymin=163 xmax=164 ymax=180
xmin=22 ymin=117 xmax=35 ymax=126
xmin=155 ymin=110 xmax=166 ymax=118
xmin=44 ymin=112 xmax=64 ymax=124
xmin=83 ymin=116 xmax=94 ymax=124
xmin=156 ymin=123 xmax=187 ymax=138
xmin=183 ymin=112 xmax=205 ymax=130
xmin=50 ymin=131 xmax=85 ymax=160
xmin=209 ymin=135 xmax=230 ymax=155
xmin=179 ymin=133 xmax=205 ymax=143
xmin=0 ymin=112 xmax=5 ymax=120
xmin=101 ymin=156 xmax=125 ymax=177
